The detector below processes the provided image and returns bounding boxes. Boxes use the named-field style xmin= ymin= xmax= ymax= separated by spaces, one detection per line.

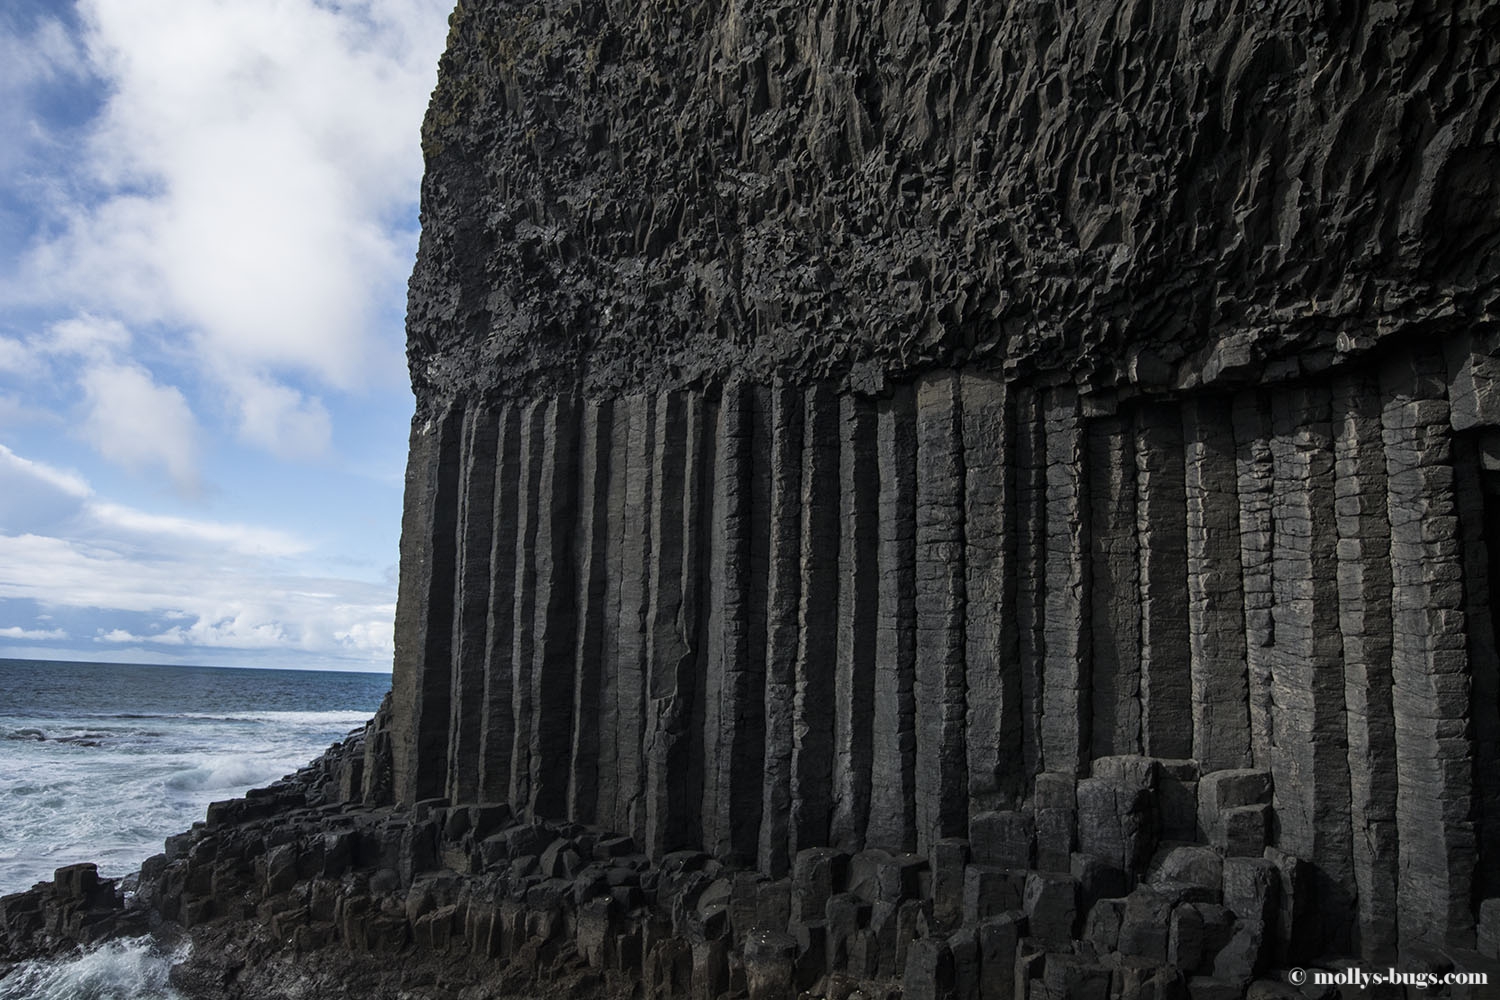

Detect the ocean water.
xmin=0 ymin=658 xmax=388 ymax=896
xmin=0 ymin=938 xmax=188 ymax=1000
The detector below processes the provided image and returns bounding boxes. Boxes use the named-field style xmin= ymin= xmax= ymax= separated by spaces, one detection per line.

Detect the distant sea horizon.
xmin=0 ymin=657 xmax=390 ymax=896
xmin=0 ymin=653 xmax=393 ymax=675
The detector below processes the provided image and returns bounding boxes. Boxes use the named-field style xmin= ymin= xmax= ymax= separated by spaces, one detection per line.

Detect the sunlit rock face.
xmin=388 ymin=0 xmax=1500 ymax=989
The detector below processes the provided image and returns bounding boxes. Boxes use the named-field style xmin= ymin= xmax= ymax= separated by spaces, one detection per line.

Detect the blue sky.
xmin=0 ymin=0 xmax=454 ymax=670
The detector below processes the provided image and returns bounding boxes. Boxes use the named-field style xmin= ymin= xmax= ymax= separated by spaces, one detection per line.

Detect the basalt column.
xmin=614 ymin=394 xmax=656 ymax=844
xmin=524 ymin=397 xmax=580 ymax=820
xmin=1087 ymin=411 xmax=1141 ymax=760
xmin=868 ymin=386 xmax=918 ymax=853
xmin=961 ymin=374 xmax=1021 ymax=812
xmin=913 ymin=374 xmax=969 ymax=847
xmin=1382 ymin=352 xmax=1477 ymax=948
xmin=1041 ymin=387 xmax=1090 ymax=777
xmin=506 ymin=401 xmax=545 ymax=809
xmin=1453 ymin=429 xmax=1500 ymax=901
xmin=1135 ymin=403 xmax=1190 ymax=760
xmin=1233 ymin=392 xmax=1277 ymax=772
xmin=446 ymin=405 xmax=498 ymax=804
xmin=791 ymin=386 xmax=841 ymax=856
xmin=566 ymin=399 xmax=615 ymax=825
xmin=1183 ymin=396 xmax=1250 ymax=772
xmin=644 ymin=390 xmax=713 ymax=857
xmin=701 ymin=385 xmax=769 ymax=866
xmin=1014 ymin=387 xmax=1047 ymax=785
xmin=829 ymin=393 xmax=879 ymax=851
xmin=1331 ymin=374 xmax=1398 ymax=961
xmin=759 ymin=388 xmax=805 ymax=875
xmin=392 ymin=403 xmax=463 ymax=806
xmin=1268 ymin=385 xmax=1353 ymax=954
xmin=591 ymin=402 xmax=630 ymax=832
xmin=479 ymin=405 xmax=522 ymax=803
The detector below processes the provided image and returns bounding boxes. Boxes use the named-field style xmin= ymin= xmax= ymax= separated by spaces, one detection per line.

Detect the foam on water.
xmin=0 ymin=939 xmax=187 ymax=1000
xmin=0 ymin=659 xmax=387 ymax=894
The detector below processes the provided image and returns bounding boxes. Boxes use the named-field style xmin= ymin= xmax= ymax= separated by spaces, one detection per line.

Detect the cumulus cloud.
xmin=10 ymin=0 xmax=448 ymax=438
xmin=0 ymin=1 xmax=440 ymax=668
xmin=78 ymin=362 xmax=199 ymax=492
xmin=227 ymin=373 xmax=333 ymax=461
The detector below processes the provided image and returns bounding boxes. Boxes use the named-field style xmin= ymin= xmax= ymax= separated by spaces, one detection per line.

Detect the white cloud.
xmin=228 ymin=374 xmax=333 ymax=461
xmin=0 ymin=337 xmax=39 ymax=375
xmin=0 ymin=2 xmax=433 ymax=668
xmin=10 ymin=0 xmax=448 ymax=409
xmin=0 ymin=442 xmax=92 ymax=534
xmin=43 ymin=314 xmax=132 ymax=361
xmin=0 ymin=626 xmax=67 ymax=641
xmin=87 ymin=501 xmax=306 ymax=558
xmin=0 ymin=443 xmax=393 ymax=666
xmin=0 ymin=442 xmax=91 ymax=499
xmin=79 ymin=362 xmax=200 ymax=492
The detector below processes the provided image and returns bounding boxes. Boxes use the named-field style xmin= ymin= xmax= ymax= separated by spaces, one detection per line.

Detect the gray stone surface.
xmin=961 ymin=374 xmax=1021 ymax=813
xmin=914 ymin=374 xmax=970 ymax=849
xmin=1380 ymin=351 xmax=1477 ymax=950
xmin=1087 ymin=413 xmax=1142 ymax=759
xmin=1014 ymin=386 xmax=1047 ymax=784
xmin=1231 ymin=391 xmax=1275 ymax=774
xmin=759 ymin=386 xmax=804 ymax=876
xmin=969 ymin=810 xmax=1034 ymax=871
xmin=830 ymin=393 xmax=879 ymax=852
xmin=1076 ymin=771 xmax=1157 ymax=878
xmin=1183 ymin=396 xmax=1251 ymax=772
xmin=410 ymin=1 xmax=1496 ymax=403
xmin=791 ymin=385 xmax=840 ymax=857
xmin=644 ymin=390 xmax=705 ymax=856
xmin=1452 ymin=430 xmax=1500 ymax=907
xmin=566 ymin=398 xmax=614 ymax=825
xmin=1041 ymin=386 xmax=1090 ymax=777
xmin=1135 ymin=403 xmax=1191 ymax=759
xmin=1267 ymin=384 xmax=1354 ymax=954
xmin=526 ymin=396 xmax=580 ymax=820
xmin=612 ymin=393 xmax=655 ymax=844
xmin=391 ymin=404 xmax=463 ymax=806
xmin=1330 ymin=372 xmax=1398 ymax=963
xmin=868 ymin=386 xmax=918 ymax=854
xmin=446 ymin=405 xmax=498 ymax=805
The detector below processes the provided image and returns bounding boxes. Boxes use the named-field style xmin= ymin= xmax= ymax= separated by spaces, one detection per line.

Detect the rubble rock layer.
xmin=409 ymin=0 xmax=1499 ymax=405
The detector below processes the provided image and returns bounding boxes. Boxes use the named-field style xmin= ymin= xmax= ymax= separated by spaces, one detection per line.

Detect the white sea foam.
xmin=0 ymin=660 xmax=386 ymax=895
xmin=0 ymin=938 xmax=186 ymax=1000
xmin=163 ymin=754 xmax=302 ymax=792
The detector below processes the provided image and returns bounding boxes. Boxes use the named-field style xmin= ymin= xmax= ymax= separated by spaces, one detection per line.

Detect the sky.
xmin=0 ymin=0 xmax=455 ymax=671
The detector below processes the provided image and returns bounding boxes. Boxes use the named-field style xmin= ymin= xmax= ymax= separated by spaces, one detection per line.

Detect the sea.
xmin=0 ymin=657 xmax=388 ymax=999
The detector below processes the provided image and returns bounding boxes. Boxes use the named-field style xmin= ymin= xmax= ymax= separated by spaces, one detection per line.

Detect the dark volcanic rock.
xmin=8 ymin=2 xmax=1500 ymax=999
xmin=409 ymin=0 xmax=1500 ymax=409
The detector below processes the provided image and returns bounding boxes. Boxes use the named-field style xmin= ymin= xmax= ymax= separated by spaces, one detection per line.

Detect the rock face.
xmin=392 ymin=0 xmax=1500 ymax=984
xmin=7 ymin=2 xmax=1500 ymax=998
xmin=409 ymin=0 xmax=1498 ymax=403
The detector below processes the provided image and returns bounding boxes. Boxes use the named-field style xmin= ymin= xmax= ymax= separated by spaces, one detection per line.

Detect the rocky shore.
xmin=5 ymin=704 xmax=1498 ymax=999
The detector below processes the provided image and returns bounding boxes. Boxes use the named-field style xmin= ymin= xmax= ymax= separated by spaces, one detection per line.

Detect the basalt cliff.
xmin=7 ymin=1 xmax=1500 ymax=998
